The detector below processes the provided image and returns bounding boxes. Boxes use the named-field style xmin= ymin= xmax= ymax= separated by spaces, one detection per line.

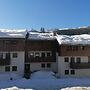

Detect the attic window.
xmin=35 ymin=52 xmax=40 ymax=57
xmin=47 ymin=52 xmax=51 ymax=57
xmin=4 ymin=40 xmax=10 ymax=44
xmin=29 ymin=52 xmax=34 ymax=58
xmin=10 ymin=40 xmax=17 ymax=45
xmin=81 ymin=46 xmax=85 ymax=50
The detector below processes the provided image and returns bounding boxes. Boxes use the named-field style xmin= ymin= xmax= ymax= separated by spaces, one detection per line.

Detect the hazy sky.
xmin=0 ymin=0 xmax=90 ymax=30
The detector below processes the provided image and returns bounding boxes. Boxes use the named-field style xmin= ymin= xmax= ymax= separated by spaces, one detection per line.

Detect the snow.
xmin=31 ymin=70 xmax=56 ymax=79
xmin=2 ymin=86 xmax=33 ymax=90
xmin=1 ymin=71 xmax=90 ymax=90
xmin=29 ymin=32 xmax=55 ymax=40
xmin=0 ymin=29 xmax=26 ymax=38
xmin=0 ymin=73 xmax=22 ymax=81
xmin=56 ymin=34 xmax=90 ymax=45
xmin=0 ymin=29 xmax=56 ymax=40
xmin=61 ymin=87 xmax=90 ymax=90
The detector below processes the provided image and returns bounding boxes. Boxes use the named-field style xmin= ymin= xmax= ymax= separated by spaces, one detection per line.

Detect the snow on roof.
xmin=0 ymin=29 xmax=56 ymax=39
xmin=0 ymin=29 xmax=26 ymax=38
xmin=29 ymin=32 xmax=55 ymax=40
xmin=59 ymin=26 xmax=90 ymax=30
xmin=56 ymin=34 xmax=90 ymax=45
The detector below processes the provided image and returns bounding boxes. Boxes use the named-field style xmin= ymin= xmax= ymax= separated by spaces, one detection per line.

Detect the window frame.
xmin=12 ymin=53 xmax=18 ymax=58
xmin=64 ymin=57 xmax=69 ymax=62
xmin=76 ymin=57 xmax=81 ymax=63
xmin=47 ymin=52 xmax=51 ymax=57
xmin=70 ymin=57 xmax=75 ymax=63
xmin=5 ymin=66 xmax=10 ymax=72
xmin=41 ymin=63 xmax=45 ymax=68
xmin=71 ymin=70 xmax=75 ymax=75
xmin=12 ymin=66 xmax=17 ymax=71
xmin=47 ymin=63 xmax=51 ymax=68
xmin=65 ymin=70 xmax=69 ymax=75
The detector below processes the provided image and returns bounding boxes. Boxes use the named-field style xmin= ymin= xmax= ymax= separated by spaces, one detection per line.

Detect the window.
xmin=88 ymin=56 xmax=90 ymax=63
xmin=64 ymin=57 xmax=69 ymax=62
xmin=47 ymin=63 xmax=51 ymax=68
xmin=76 ymin=57 xmax=81 ymax=63
xmin=71 ymin=70 xmax=75 ymax=75
xmin=47 ymin=52 xmax=51 ymax=57
xmin=41 ymin=64 xmax=45 ymax=68
xmin=41 ymin=52 xmax=45 ymax=58
xmin=29 ymin=52 xmax=34 ymax=58
xmin=3 ymin=53 xmax=6 ymax=59
xmin=6 ymin=53 xmax=10 ymax=59
xmin=67 ymin=46 xmax=72 ymax=51
xmin=10 ymin=40 xmax=17 ymax=45
xmin=12 ymin=53 xmax=17 ymax=58
xmin=65 ymin=70 xmax=69 ymax=75
xmin=73 ymin=46 xmax=78 ymax=51
xmin=0 ymin=53 xmax=3 ymax=59
xmin=81 ymin=46 xmax=85 ymax=50
xmin=67 ymin=46 xmax=78 ymax=51
xmin=4 ymin=40 xmax=10 ymax=44
xmin=70 ymin=57 xmax=75 ymax=63
xmin=5 ymin=66 xmax=10 ymax=72
xmin=35 ymin=52 xmax=40 ymax=58
xmin=12 ymin=66 xmax=17 ymax=71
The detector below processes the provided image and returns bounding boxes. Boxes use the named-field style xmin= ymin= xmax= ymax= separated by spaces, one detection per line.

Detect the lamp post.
xmin=24 ymin=31 xmax=30 ymax=79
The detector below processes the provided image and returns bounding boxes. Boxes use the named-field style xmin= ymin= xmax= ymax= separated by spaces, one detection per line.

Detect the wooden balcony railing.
xmin=70 ymin=62 xmax=90 ymax=69
xmin=25 ymin=56 xmax=56 ymax=63
xmin=0 ymin=53 xmax=11 ymax=66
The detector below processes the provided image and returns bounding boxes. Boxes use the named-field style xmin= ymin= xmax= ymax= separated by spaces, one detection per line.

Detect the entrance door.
xmin=24 ymin=64 xmax=30 ymax=74
xmin=24 ymin=64 xmax=30 ymax=79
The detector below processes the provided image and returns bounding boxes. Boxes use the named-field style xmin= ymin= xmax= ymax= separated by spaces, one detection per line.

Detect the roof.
xmin=0 ymin=29 xmax=26 ymax=38
xmin=0 ymin=29 xmax=56 ymax=40
xmin=28 ymin=32 xmax=56 ymax=40
xmin=56 ymin=34 xmax=90 ymax=45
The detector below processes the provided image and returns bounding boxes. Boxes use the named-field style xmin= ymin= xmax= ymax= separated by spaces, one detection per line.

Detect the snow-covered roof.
xmin=28 ymin=32 xmax=55 ymax=40
xmin=56 ymin=34 xmax=90 ymax=45
xmin=0 ymin=29 xmax=56 ymax=40
xmin=59 ymin=26 xmax=90 ymax=30
xmin=0 ymin=29 xmax=26 ymax=38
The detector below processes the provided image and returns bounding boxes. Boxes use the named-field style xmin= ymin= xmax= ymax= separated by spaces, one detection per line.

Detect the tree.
xmin=40 ymin=27 xmax=45 ymax=33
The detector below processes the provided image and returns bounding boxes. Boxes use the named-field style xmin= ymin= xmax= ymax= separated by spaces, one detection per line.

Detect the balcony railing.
xmin=70 ymin=62 xmax=90 ymax=69
xmin=25 ymin=56 xmax=56 ymax=63
xmin=0 ymin=53 xmax=11 ymax=66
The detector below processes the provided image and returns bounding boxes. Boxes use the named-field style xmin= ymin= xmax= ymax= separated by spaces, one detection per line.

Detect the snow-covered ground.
xmin=0 ymin=71 xmax=90 ymax=90
xmin=61 ymin=87 xmax=90 ymax=90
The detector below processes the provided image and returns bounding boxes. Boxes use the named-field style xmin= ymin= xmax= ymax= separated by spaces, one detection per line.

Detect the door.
xmin=24 ymin=64 xmax=30 ymax=74
xmin=24 ymin=64 xmax=30 ymax=79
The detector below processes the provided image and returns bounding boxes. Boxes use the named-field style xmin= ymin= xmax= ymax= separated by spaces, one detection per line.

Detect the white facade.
xmin=10 ymin=51 xmax=25 ymax=76
xmin=0 ymin=52 xmax=25 ymax=80
xmin=58 ymin=56 xmax=90 ymax=78
xmin=30 ymin=62 xmax=57 ymax=73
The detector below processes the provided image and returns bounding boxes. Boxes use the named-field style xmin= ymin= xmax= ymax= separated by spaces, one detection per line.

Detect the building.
xmin=24 ymin=32 xmax=58 ymax=78
xmin=0 ymin=30 xmax=58 ymax=79
xmin=0 ymin=29 xmax=26 ymax=80
xmin=0 ymin=28 xmax=90 ymax=79
xmin=57 ymin=34 xmax=90 ymax=78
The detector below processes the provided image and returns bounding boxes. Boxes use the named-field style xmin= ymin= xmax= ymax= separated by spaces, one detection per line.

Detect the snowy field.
xmin=0 ymin=71 xmax=90 ymax=90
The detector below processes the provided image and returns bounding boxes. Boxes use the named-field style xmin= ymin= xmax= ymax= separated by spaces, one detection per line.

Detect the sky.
xmin=0 ymin=0 xmax=90 ymax=30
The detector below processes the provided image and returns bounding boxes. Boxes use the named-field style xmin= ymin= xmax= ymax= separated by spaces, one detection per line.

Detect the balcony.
xmin=70 ymin=62 xmax=90 ymax=69
xmin=25 ymin=56 xmax=56 ymax=63
xmin=0 ymin=53 xmax=11 ymax=66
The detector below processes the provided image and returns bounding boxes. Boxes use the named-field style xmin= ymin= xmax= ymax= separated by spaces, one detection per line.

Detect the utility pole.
xmin=24 ymin=31 xmax=30 ymax=79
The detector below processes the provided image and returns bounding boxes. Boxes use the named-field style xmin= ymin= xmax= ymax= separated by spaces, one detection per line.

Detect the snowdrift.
xmin=31 ymin=70 xmax=56 ymax=79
